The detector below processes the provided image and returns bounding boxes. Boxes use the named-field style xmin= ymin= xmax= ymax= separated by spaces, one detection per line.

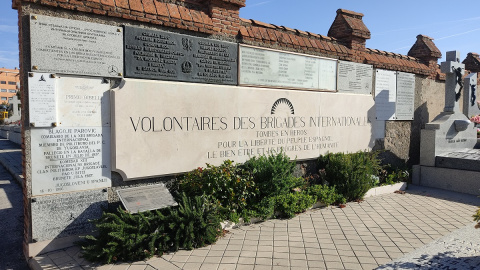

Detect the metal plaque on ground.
xmin=117 ymin=184 xmax=178 ymax=213
xmin=124 ymin=26 xmax=238 ymax=85
xmin=30 ymin=14 xmax=123 ymax=77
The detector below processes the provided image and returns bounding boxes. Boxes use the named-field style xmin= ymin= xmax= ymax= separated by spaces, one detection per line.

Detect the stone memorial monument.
xmin=415 ymin=51 xmax=480 ymax=195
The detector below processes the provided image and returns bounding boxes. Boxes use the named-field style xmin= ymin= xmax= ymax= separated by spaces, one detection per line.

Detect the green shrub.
xmin=177 ymin=160 xmax=256 ymax=221
xmin=241 ymin=152 xmax=305 ymax=199
xmin=274 ymin=192 xmax=316 ymax=218
xmin=79 ymin=194 xmax=221 ymax=264
xmin=378 ymin=165 xmax=410 ymax=186
xmin=306 ymin=184 xmax=345 ymax=206
xmin=318 ymin=151 xmax=381 ymax=201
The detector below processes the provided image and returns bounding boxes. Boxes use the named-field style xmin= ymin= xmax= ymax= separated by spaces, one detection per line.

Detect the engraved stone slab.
xmin=117 ymin=184 xmax=177 ymax=213
xmin=239 ymin=45 xmax=337 ymax=91
xmin=395 ymin=72 xmax=415 ymax=120
xmin=124 ymin=26 xmax=237 ymax=85
xmin=56 ymin=75 xmax=111 ymax=127
xmin=112 ymin=79 xmax=374 ymax=180
xmin=31 ymin=127 xmax=111 ymax=196
xmin=30 ymin=14 xmax=123 ymax=77
xmin=436 ymin=149 xmax=480 ymax=172
xmin=31 ymin=189 xmax=107 ymax=242
xmin=28 ymin=73 xmax=56 ymax=127
xmin=375 ymin=69 xmax=397 ymax=120
xmin=337 ymin=61 xmax=373 ymax=94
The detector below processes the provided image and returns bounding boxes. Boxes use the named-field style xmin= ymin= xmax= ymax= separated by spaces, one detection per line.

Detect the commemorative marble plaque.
xmin=31 ymin=189 xmax=107 ymax=241
xmin=375 ymin=69 xmax=397 ymax=120
xmin=31 ymin=127 xmax=111 ymax=196
xmin=395 ymin=72 xmax=415 ymax=120
xmin=30 ymin=14 xmax=123 ymax=77
xmin=112 ymin=79 xmax=375 ymax=179
xmin=124 ymin=26 xmax=237 ymax=85
xmin=56 ymin=75 xmax=111 ymax=127
xmin=337 ymin=61 xmax=373 ymax=94
xmin=28 ymin=73 xmax=57 ymax=127
xmin=117 ymin=184 xmax=178 ymax=213
xmin=239 ymin=45 xmax=337 ymax=91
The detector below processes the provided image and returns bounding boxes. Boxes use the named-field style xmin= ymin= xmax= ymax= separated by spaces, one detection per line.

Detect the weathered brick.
xmin=100 ymin=0 xmax=115 ymax=7
xmin=141 ymin=0 xmax=156 ymax=14
xmin=92 ymin=8 xmax=106 ymax=15
xmin=167 ymin=3 xmax=181 ymax=19
xmin=85 ymin=1 xmax=101 ymax=9
xmin=154 ymin=2 xmax=169 ymax=17
xmin=177 ymin=6 xmax=192 ymax=21
xmin=115 ymin=0 xmax=129 ymax=9
xmin=128 ymin=0 xmax=144 ymax=12
xmin=76 ymin=6 xmax=92 ymax=12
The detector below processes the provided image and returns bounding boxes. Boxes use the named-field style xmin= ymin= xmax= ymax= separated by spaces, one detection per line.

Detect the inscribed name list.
xmin=124 ymin=26 xmax=237 ymax=85
xmin=28 ymin=73 xmax=56 ymax=127
xmin=112 ymin=79 xmax=374 ymax=180
xmin=30 ymin=14 xmax=123 ymax=77
xmin=239 ymin=45 xmax=337 ymax=91
xmin=31 ymin=127 xmax=111 ymax=196
xmin=395 ymin=72 xmax=415 ymax=120
xmin=337 ymin=61 xmax=373 ymax=95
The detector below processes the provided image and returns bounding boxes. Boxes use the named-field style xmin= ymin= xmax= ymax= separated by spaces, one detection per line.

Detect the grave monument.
xmin=414 ymin=51 xmax=480 ymax=195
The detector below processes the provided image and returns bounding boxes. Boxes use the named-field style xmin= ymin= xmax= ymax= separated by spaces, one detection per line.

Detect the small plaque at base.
xmin=117 ymin=184 xmax=177 ymax=213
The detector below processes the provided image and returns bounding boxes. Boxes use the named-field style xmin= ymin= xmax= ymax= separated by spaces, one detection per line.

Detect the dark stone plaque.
xmin=124 ymin=26 xmax=238 ymax=85
xmin=31 ymin=189 xmax=107 ymax=242
xmin=117 ymin=184 xmax=177 ymax=213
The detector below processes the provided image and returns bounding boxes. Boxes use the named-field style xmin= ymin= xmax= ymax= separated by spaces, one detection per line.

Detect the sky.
xmin=1 ymin=0 xmax=480 ymax=69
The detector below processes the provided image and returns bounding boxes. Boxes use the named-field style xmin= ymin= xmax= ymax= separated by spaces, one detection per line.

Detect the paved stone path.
xmin=0 ymin=152 xmax=28 ymax=269
xmin=31 ymin=185 xmax=480 ymax=270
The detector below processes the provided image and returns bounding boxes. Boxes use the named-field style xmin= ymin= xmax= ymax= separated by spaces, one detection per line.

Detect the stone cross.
xmin=9 ymin=95 xmax=21 ymax=122
xmin=440 ymin=51 xmax=465 ymax=113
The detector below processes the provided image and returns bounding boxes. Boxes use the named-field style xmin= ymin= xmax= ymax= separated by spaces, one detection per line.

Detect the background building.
xmin=0 ymin=67 xmax=19 ymax=103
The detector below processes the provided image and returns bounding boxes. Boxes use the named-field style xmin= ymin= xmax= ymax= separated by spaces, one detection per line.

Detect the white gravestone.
xmin=420 ymin=51 xmax=477 ymax=166
xmin=9 ymin=95 xmax=21 ymax=122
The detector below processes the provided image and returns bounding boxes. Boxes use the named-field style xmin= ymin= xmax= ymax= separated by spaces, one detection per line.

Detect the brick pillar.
xmin=206 ymin=0 xmax=245 ymax=36
xmin=327 ymin=9 xmax=370 ymax=51
xmin=408 ymin=35 xmax=441 ymax=78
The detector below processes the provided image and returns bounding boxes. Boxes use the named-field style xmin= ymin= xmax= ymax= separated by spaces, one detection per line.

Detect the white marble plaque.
xmin=239 ymin=45 xmax=336 ymax=91
xmin=395 ymin=72 xmax=415 ymax=120
xmin=112 ymin=79 xmax=375 ymax=180
xmin=28 ymin=73 xmax=57 ymax=127
xmin=31 ymin=127 xmax=111 ymax=196
xmin=56 ymin=75 xmax=111 ymax=127
xmin=30 ymin=14 xmax=123 ymax=77
xmin=337 ymin=61 xmax=373 ymax=94
xmin=375 ymin=69 xmax=397 ymax=120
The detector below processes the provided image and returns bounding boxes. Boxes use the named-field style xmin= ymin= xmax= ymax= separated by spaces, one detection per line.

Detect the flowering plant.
xmin=470 ymin=115 xmax=480 ymax=125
